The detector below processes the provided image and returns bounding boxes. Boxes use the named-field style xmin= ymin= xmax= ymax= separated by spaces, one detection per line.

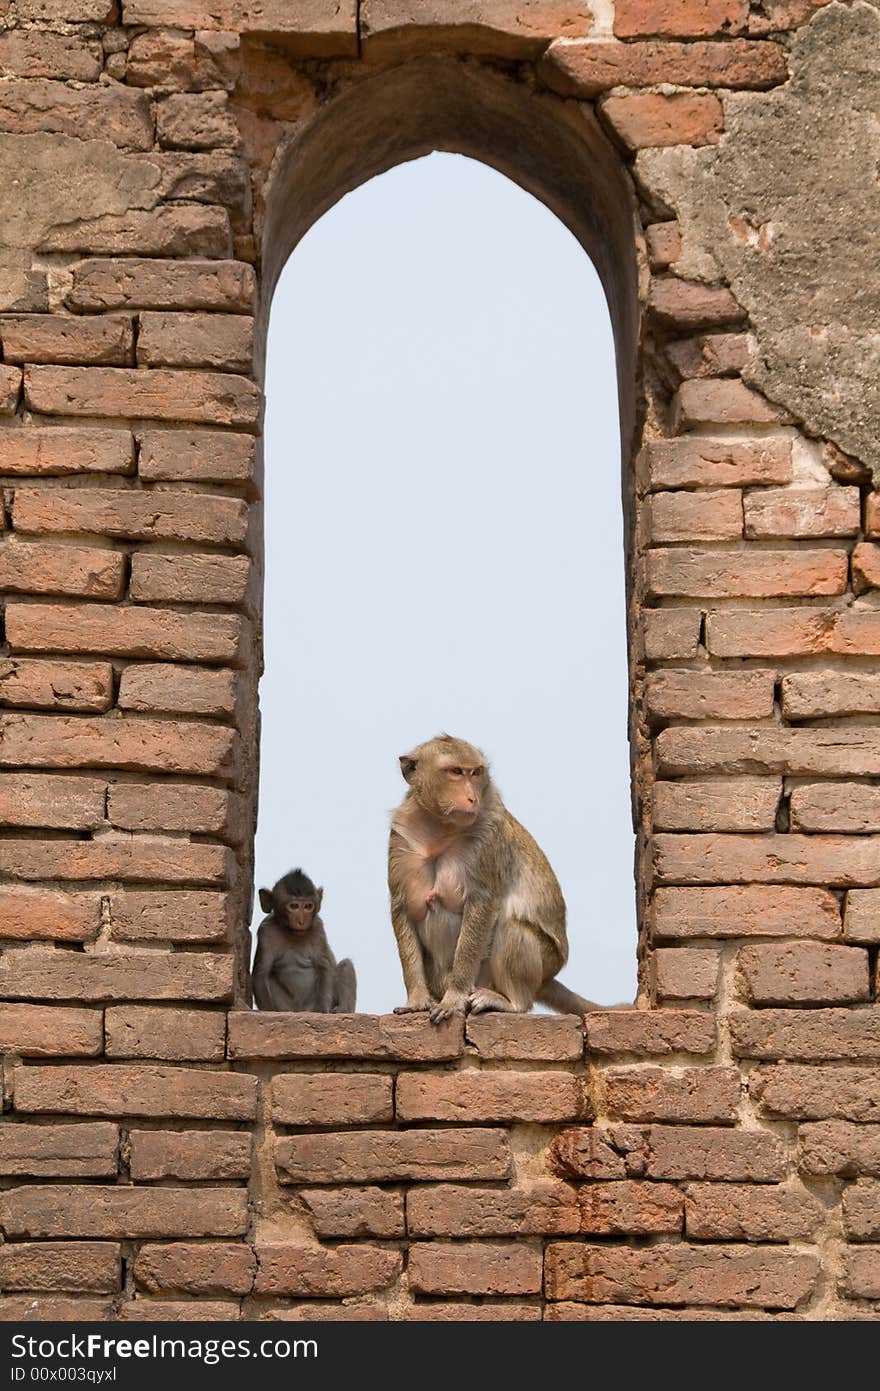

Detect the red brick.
xmin=644 ymin=608 xmax=702 ymax=661
xmin=40 ymin=207 xmax=230 ymax=259
xmin=653 ymin=778 xmax=780 ymax=832
xmin=645 ymin=671 xmax=775 ymax=722
xmin=6 ymin=603 xmax=245 ymax=664
xmin=0 ymin=269 xmax=48 ymax=313
xmin=548 ymin=1129 xmax=627 ymax=1180
xmin=579 ymin=1181 xmax=684 ymax=1236
xmin=545 ymin=1242 xmax=817 ymax=1307
xmin=130 ymin=553 xmax=251 ymax=605
xmin=0 ymin=772 xmax=105 ymax=831
xmin=272 ymin=1073 xmax=393 ymax=1126
xmin=653 ymin=832 xmax=880 ymax=887
xmin=1 ymin=315 xmax=133 ymax=366
xmin=665 ymin=333 xmax=752 ymax=382
xmin=465 ymin=1012 xmax=583 ymax=1059
xmin=865 ymin=492 xmax=880 ymax=537
xmin=584 ymin=1009 xmax=716 ymax=1056
xmin=396 ymin=1070 xmax=587 ymax=1123
xmin=615 ymin=0 xmax=747 ymax=36
xmin=706 ymin=608 xmax=838 ymax=657
xmin=276 ymin=1129 xmax=510 ymax=1184
xmin=407 ymin=1180 xmax=579 ymax=1237
xmin=108 ymin=783 xmax=243 ymax=843
xmin=673 ymin=378 xmax=786 ymax=429
xmin=0 ymin=427 xmax=133 ymax=476
xmin=137 ymin=428 xmax=255 ymax=484
xmin=0 ymin=30 xmax=102 ymax=80
xmin=657 ymin=725 xmax=880 ymax=778
xmin=360 ymin=0 xmax=592 ymax=57
xmin=799 ymin=1121 xmax=880 ymax=1177
xmin=0 ymin=1242 xmax=121 ymax=1294
xmin=108 ymin=889 xmax=233 ymax=944
xmin=649 ymin=489 xmax=742 ymax=542
xmin=0 ymin=80 xmax=153 ymax=148
xmin=601 ymin=91 xmax=723 ymax=149
xmin=0 ymin=836 xmax=230 ymax=887
xmin=645 ymin=436 xmax=792 ymax=490
xmin=648 ymin=279 xmax=745 ymax=331
xmin=653 ymin=885 xmax=841 ymax=940
xmin=685 ymin=1183 xmax=824 ymax=1241
xmin=845 ymin=890 xmax=880 ymax=944
xmin=135 ymin=1243 xmax=255 ymax=1296
xmin=0 ymin=363 xmax=21 ymax=411
xmin=123 ymin=30 xmax=240 ymax=89
xmin=842 ymin=1182 xmax=880 ymax=1241
xmin=653 ymin=945 xmax=722 ymax=997
xmin=14 ymin=1063 xmax=256 ymax=1120
xmin=123 ymin=0 xmax=359 ymax=53
xmin=0 ymin=949 xmax=233 ymax=1002
xmin=791 ymin=783 xmax=880 ymax=833
xmin=254 ymin=1244 xmax=401 ymax=1297
xmin=744 ymin=486 xmax=860 ymax=537
xmin=739 ymin=941 xmax=869 ymax=1006
xmin=401 ymin=1302 xmax=539 ymax=1321
xmin=117 ymin=664 xmax=238 ymax=718
xmin=300 ymin=1188 xmax=405 ymax=1239
xmin=841 ymin=1247 xmax=880 ymax=1298
xmin=832 ymin=610 xmax=880 ymax=657
xmin=156 ymin=92 xmax=240 ymax=150
xmin=647 ymin=547 xmax=846 ymax=598
xmin=13 ymin=486 xmax=247 ymax=546
xmin=0 ymin=713 xmax=237 ymax=780
xmin=545 ymin=1303 xmax=786 ymax=1321
xmin=752 ymin=1064 xmax=880 ymax=1121
xmin=408 ymin=1242 xmax=541 ymax=1297
xmin=118 ymin=1299 xmax=239 ymax=1320
xmin=0 ymin=1298 xmax=113 ymax=1321
xmin=0 ymin=538 xmax=125 ymax=598
xmin=0 ymin=1186 xmax=248 ymax=1239
xmin=0 ymin=1003 xmax=102 ymax=1057
xmin=603 ymin=1066 xmax=738 ymax=1123
xmin=129 ymin=1129 xmax=252 ymax=1182
xmin=645 ymin=222 xmax=681 ymax=270
xmin=228 ymin=1011 xmax=463 ymax=1061
xmin=67 ymin=258 xmax=256 ymax=313
xmin=105 ymin=1006 xmax=226 ymax=1060
xmin=0 ymin=1123 xmax=118 ymax=1178
xmin=540 ymin=38 xmax=786 ymax=95
xmin=0 ymin=658 xmax=114 ymax=712
xmin=730 ymin=1008 xmax=880 ymax=1060
xmin=638 ymin=1125 xmax=786 ymax=1181
xmin=852 ymin=543 xmax=880 ymax=595
xmin=0 ymin=886 xmax=100 ymax=942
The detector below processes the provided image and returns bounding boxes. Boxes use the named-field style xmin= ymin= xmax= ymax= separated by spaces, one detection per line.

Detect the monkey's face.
xmin=284 ymin=896 xmax=318 ymax=932
xmin=400 ymin=737 xmax=487 ymax=824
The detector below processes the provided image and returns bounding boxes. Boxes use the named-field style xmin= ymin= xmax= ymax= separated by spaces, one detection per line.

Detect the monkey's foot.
xmin=429 ymin=990 xmax=469 ymax=1025
xmin=468 ymin=988 xmax=517 ymax=1014
xmin=393 ymin=999 xmax=432 ymax=1015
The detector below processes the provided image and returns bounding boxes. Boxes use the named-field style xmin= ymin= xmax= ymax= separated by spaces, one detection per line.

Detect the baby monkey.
xmin=252 ymin=868 xmax=356 ymax=1013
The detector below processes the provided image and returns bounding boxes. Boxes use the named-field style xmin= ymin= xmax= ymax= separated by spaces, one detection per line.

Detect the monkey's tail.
xmin=538 ymin=978 xmax=599 ymax=1016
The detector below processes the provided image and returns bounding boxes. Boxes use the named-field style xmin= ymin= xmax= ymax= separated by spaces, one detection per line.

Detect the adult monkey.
xmin=388 ymin=734 xmax=596 ymax=1024
xmin=252 ymin=869 xmax=356 ymax=1013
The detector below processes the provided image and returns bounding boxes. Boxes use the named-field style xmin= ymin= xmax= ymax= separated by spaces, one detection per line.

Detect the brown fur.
xmin=252 ymin=871 xmax=356 ymax=1013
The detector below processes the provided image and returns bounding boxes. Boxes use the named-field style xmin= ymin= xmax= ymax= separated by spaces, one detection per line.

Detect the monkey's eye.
xmin=448 ymin=767 xmax=462 ymax=776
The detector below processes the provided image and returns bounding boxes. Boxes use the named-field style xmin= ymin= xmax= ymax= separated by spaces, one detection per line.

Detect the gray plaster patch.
xmin=636 ymin=2 xmax=880 ymax=480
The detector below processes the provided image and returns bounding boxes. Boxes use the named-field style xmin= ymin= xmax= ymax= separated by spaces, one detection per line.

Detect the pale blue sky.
xmin=256 ymin=152 xmax=636 ymax=1013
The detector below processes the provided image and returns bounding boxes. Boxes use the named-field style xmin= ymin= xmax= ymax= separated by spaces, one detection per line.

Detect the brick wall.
xmin=1 ymin=0 xmax=878 ymax=1321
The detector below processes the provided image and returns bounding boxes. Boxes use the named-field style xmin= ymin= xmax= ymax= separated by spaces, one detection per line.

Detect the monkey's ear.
xmin=315 ymin=887 xmax=324 ymax=910
xmin=399 ymin=755 xmax=417 ymax=784
xmin=258 ymin=888 xmax=273 ymax=914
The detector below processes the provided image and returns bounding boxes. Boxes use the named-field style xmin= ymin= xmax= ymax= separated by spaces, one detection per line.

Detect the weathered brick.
xmin=137 ymin=428 xmax=255 ymax=484
xmin=228 ymin=1010 xmax=463 ymax=1061
xmin=129 ymin=1129 xmax=251 ymax=1182
xmin=649 ymin=489 xmax=742 ymax=542
xmin=6 ymin=603 xmax=245 ymax=664
xmin=0 ymin=1242 xmax=121 ymax=1294
xmin=0 ymin=80 xmax=153 ymax=148
xmin=0 ymin=427 xmax=133 ymax=476
xmin=645 ymin=221 xmax=681 ymax=269
xmin=401 ymin=1302 xmax=539 ymax=1321
xmin=0 ymin=363 xmax=21 ymax=411
xmin=866 ymin=492 xmax=880 ymax=537
xmin=123 ymin=29 xmax=240 ymax=90
xmin=67 ymin=258 xmax=256 ymax=313
xmin=105 ymin=1006 xmax=226 ymax=1060
xmin=744 ymin=486 xmax=860 ymax=537
xmin=738 ymin=942 xmax=870 ymax=1006
xmin=640 ymin=1125 xmax=786 ymax=1181
xmin=0 ymin=658 xmax=114 ymax=713
xmin=0 ymin=885 xmax=101 ymax=943
xmin=685 ymin=1183 xmax=824 ymax=1241
xmin=842 ymin=1181 xmax=880 ymax=1241
xmin=615 ymin=0 xmax=747 ymax=36
xmin=135 ymin=1243 xmax=255 ymax=1296
xmin=0 ymin=1003 xmax=102 ymax=1057
xmin=0 ymin=772 xmax=105 ymax=831
xmin=653 ymin=946 xmax=722 ymax=998
xmin=653 ymin=832 xmax=880 ymax=887
xmin=0 ymin=268 xmax=48 ymax=313
xmin=41 ymin=207 xmax=231 ymax=259
xmin=0 ymin=1122 xmax=118 ymax=1178
xmin=360 ymin=0 xmax=592 ymax=56
xmin=130 ymin=553 xmax=250 ymax=606
xmin=601 ymin=91 xmax=723 ymax=149
xmin=584 ymin=1009 xmax=716 ymax=1056
xmin=549 ymin=1129 xmax=627 ymax=1180
xmin=730 ymin=1008 xmax=880 ymax=1060
xmin=799 ymin=1121 xmax=880 ymax=1177
xmin=276 ymin=1129 xmax=510 ymax=1184
xmin=544 ymin=1242 xmax=816 ymax=1307
xmin=706 ymin=608 xmax=834 ymax=658
xmin=300 ymin=1187 xmax=405 ymax=1239
xmin=603 ymin=1066 xmax=738 ymax=1123
xmin=108 ymin=783 xmax=242 ymax=842
xmin=156 ymin=92 xmax=240 ymax=150
xmin=254 ymin=1244 xmax=401 ymax=1297
xmin=0 ymin=949 xmax=233 ymax=1002
xmin=406 ymin=1180 xmax=579 ymax=1237
xmin=665 ymin=333 xmax=752 ymax=382
xmin=408 ymin=1241 xmax=541 ymax=1297
xmin=117 ymin=664 xmax=237 ymax=718
xmin=841 ymin=1247 xmax=880 ymax=1299
xmin=644 ymin=608 xmax=702 ymax=661
xmin=645 ymin=671 xmax=775 ymax=723
xmin=123 ymin=0 xmax=359 ymax=54
xmin=647 ymin=547 xmax=846 ymax=598
xmin=118 ymin=1299 xmax=239 ymax=1320
xmin=648 ymin=279 xmax=745 ymax=330
xmin=752 ymin=1064 xmax=880 ymax=1121
xmin=465 ymin=1012 xmax=583 ymax=1059
xmin=14 ymin=1063 xmax=256 ymax=1120
xmin=653 ymin=779 xmax=780 ymax=833
xmin=540 ymin=38 xmax=787 ymax=96
xmin=545 ymin=1303 xmax=786 ymax=1321
xmin=0 ymin=713 xmax=237 ymax=779
xmin=1 ymin=315 xmax=133 ymax=366
xmin=673 ymin=378 xmax=786 ymax=429
xmin=845 ymin=890 xmax=880 ymax=944
xmin=652 ymin=886 xmax=841 ymax=939
xmin=137 ymin=312 xmax=252 ymax=372
xmin=579 ymin=1181 xmax=684 ymax=1236
xmin=396 ymin=1070 xmax=588 ymax=1123
xmin=0 ymin=1298 xmax=113 ymax=1321
xmin=645 ymin=436 xmax=792 ymax=490
xmin=108 ymin=889 xmax=233 ymax=944
xmin=13 ymin=486 xmax=247 ymax=546
xmin=0 ymin=1186 xmax=248 ymax=1239
xmin=272 ymin=1073 xmax=393 ymax=1127
xmin=0 ymin=30 xmax=102 ymax=80
xmin=0 ymin=836 xmax=229 ymax=886
xmin=852 ymin=542 xmax=880 ymax=594
xmin=791 ymin=782 xmax=880 ymax=833
xmin=0 ymin=538 xmax=125 ymax=598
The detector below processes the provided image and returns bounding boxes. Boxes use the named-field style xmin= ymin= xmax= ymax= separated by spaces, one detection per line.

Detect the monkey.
xmin=252 ymin=868 xmax=357 ymax=1013
xmin=388 ymin=734 xmax=598 ymax=1025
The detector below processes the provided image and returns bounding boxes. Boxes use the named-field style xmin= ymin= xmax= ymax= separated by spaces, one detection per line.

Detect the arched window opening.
xmin=255 ymin=152 xmax=635 ymax=1013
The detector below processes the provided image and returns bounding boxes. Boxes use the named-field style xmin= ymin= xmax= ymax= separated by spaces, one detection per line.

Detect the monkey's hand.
xmin=429 ymin=989 xmax=469 ymax=1025
xmin=393 ymin=991 xmax=433 ymax=1015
